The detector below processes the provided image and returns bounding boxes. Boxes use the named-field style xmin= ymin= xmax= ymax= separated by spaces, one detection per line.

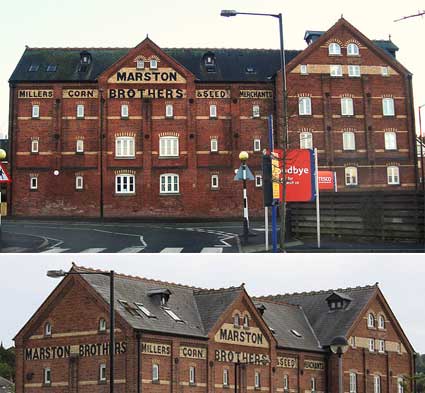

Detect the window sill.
xmin=160 ymin=193 xmax=180 ymax=196
xmin=330 ymin=75 xmax=344 ymax=78
xmin=211 ymin=187 xmax=219 ymax=191
xmin=76 ymin=151 xmax=84 ymax=155
xmin=32 ymin=117 xmax=40 ymax=120
xmin=30 ymin=189 xmax=39 ymax=192
xmin=158 ymin=156 xmax=180 ymax=159
xmin=223 ymin=385 xmax=230 ymax=389
xmin=209 ymin=117 xmax=218 ymax=120
xmin=189 ymin=383 xmax=197 ymax=387
xmin=31 ymin=152 xmax=39 ymax=155
xmin=115 ymin=156 xmax=136 ymax=160
xmin=121 ymin=117 xmax=129 ymax=120
xmin=114 ymin=193 xmax=136 ymax=196
xmin=165 ymin=116 xmax=174 ymax=120
xmin=75 ymin=188 xmax=84 ymax=192
xmin=152 ymin=380 xmax=160 ymax=384
xmin=76 ymin=117 xmax=85 ymax=120
xmin=345 ymin=184 xmax=358 ymax=188
xmin=348 ymin=76 xmax=361 ymax=78
xmin=98 ymin=380 xmax=107 ymax=385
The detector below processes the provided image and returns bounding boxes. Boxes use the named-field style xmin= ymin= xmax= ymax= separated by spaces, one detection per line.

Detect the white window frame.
xmin=166 ymin=104 xmax=174 ymax=118
xmin=387 ymin=166 xmax=400 ymax=185
xmin=160 ymin=173 xmax=179 ymax=194
xmin=99 ymin=363 xmax=107 ymax=382
xmin=254 ymin=371 xmax=261 ymax=389
xmin=381 ymin=66 xmax=389 ymax=77
xmin=368 ymin=313 xmax=376 ymax=328
xmin=385 ymin=132 xmax=397 ymax=150
xmin=350 ymin=336 xmax=357 ymax=348
xmin=115 ymin=174 xmax=135 ymax=194
xmin=223 ymin=369 xmax=229 ymax=387
xmin=348 ymin=65 xmax=361 ymax=77
xmin=44 ymin=368 xmax=51 ymax=385
xmin=378 ymin=315 xmax=385 ymax=329
xmin=210 ymin=104 xmax=217 ymax=118
xmin=369 ymin=338 xmax=375 ymax=352
xmin=378 ymin=339 xmax=385 ymax=353
xmin=152 ymin=363 xmax=159 ymax=381
xmin=350 ymin=372 xmax=357 ymax=393
xmin=121 ymin=104 xmax=129 ymax=118
xmin=243 ymin=315 xmax=249 ymax=328
xmin=136 ymin=59 xmax=145 ymax=69
xmin=253 ymin=105 xmax=260 ymax=118
xmin=343 ymin=132 xmax=356 ymax=151
xmin=163 ymin=307 xmax=183 ymax=322
xmin=383 ymin=98 xmax=395 ymax=116
xmin=341 ymin=98 xmax=354 ymax=116
xmin=159 ymin=136 xmax=179 ymax=157
xmin=115 ymin=136 xmax=135 ymax=158
xmin=210 ymin=138 xmax=218 ymax=152
xmin=76 ymin=104 xmax=85 ymax=119
xmin=150 ymin=59 xmax=158 ymax=69
xmin=300 ymin=64 xmax=308 ymax=75
xmin=311 ymin=377 xmax=316 ymax=393
xmin=374 ymin=376 xmax=381 ymax=393
xmin=211 ymin=174 xmax=219 ymax=189
xmin=300 ymin=132 xmax=313 ymax=149
xmin=283 ymin=375 xmax=289 ymax=391
xmin=44 ymin=322 xmax=51 ymax=336
xmin=254 ymin=139 xmax=261 ymax=152
xmin=329 ymin=43 xmax=341 ymax=55
xmin=189 ymin=366 xmax=196 ymax=385
xmin=233 ymin=314 xmax=240 ymax=327
xmin=298 ymin=97 xmax=312 ymax=116
xmin=347 ymin=43 xmax=360 ymax=56
xmin=330 ymin=64 xmax=343 ymax=77
xmin=76 ymin=139 xmax=84 ymax=153
xmin=345 ymin=167 xmax=358 ymax=186
xmin=32 ymin=104 xmax=40 ymax=118
xmin=31 ymin=139 xmax=39 ymax=153
xmin=255 ymin=175 xmax=262 ymax=188
xmin=75 ymin=175 xmax=84 ymax=190
xmin=99 ymin=318 xmax=107 ymax=332
xmin=398 ymin=378 xmax=404 ymax=393
xmin=30 ymin=177 xmax=38 ymax=190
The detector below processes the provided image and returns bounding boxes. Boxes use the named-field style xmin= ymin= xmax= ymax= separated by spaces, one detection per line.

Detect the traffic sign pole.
xmin=242 ymin=162 xmax=249 ymax=244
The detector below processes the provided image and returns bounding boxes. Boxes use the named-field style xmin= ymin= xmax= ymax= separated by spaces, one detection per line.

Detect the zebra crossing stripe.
xmin=160 ymin=248 xmax=184 ymax=253
xmin=201 ymin=247 xmax=223 ymax=253
xmin=42 ymin=248 xmax=70 ymax=253
xmin=80 ymin=248 xmax=107 ymax=253
xmin=117 ymin=247 xmax=145 ymax=253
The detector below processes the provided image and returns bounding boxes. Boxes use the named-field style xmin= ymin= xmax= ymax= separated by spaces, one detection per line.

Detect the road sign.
xmin=234 ymin=165 xmax=255 ymax=181
xmin=0 ymin=163 xmax=11 ymax=183
xmin=318 ymin=171 xmax=337 ymax=191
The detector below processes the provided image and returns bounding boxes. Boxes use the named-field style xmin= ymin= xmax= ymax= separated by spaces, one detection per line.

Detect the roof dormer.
xmin=147 ymin=288 xmax=172 ymax=306
xmin=326 ymin=291 xmax=352 ymax=311
xmin=255 ymin=303 xmax=267 ymax=315
xmin=304 ymin=30 xmax=325 ymax=45
xmin=78 ymin=51 xmax=92 ymax=72
xmin=202 ymin=51 xmax=216 ymax=73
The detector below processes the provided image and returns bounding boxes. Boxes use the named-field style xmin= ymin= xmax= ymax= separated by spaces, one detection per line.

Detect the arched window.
xmin=298 ymin=97 xmax=312 ymax=115
xmin=343 ymin=132 xmax=356 ymax=151
xmin=368 ymin=313 xmax=376 ymax=328
xmin=345 ymin=167 xmax=358 ymax=186
xmin=347 ymin=43 xmax=360 ymax=56
xmin=243 ymin=315 xmax=249 ymax=328
xmin=328 ymin=42 xmax=341 ymax=55
xmin=387 ymin=166 xmax=400 ymax=185
xmin=99 ymin=318 xmax=107 ymax=332
xmin=378 ymin=315 xmax=385 ymax=329
xmin=397 ymin=377 xmax=404 ymax=393
xmin=233 ymin=313 xmax=240 ymax=327
xmin=44 ymin=322 xmax=52 ymax=337
xmin=300 ymin=132 xmax=313 ymax=149
xmin=152 ymin=364 xmax=159 ymax=381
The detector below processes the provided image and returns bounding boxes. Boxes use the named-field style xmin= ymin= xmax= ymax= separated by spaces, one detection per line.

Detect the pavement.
xmin=1 ymin=219 xmax=424 ymax=253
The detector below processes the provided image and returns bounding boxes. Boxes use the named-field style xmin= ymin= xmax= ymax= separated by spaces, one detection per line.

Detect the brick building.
xmin=7 ymin=18 xmax=418 ymax=218
xmin=14 ymin=265 xmax=415 ymax=393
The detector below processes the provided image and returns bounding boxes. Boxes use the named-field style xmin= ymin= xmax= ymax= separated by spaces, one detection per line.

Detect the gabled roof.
xmin=9 ymin=47 xmax=300 ymax=83
xmin=256 ymin=284 xmax=378 ymax=347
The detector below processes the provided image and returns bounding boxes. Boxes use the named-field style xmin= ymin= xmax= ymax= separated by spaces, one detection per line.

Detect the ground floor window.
xmin=160 ymin=174 xmax=179 ymax=194
xmin=115 ymin=174 xmax=135 ymax=194
xmin=345 ymin=167 xmax=358 ymax=186
xmin=387 ymin=166 xmax=400 ymax=185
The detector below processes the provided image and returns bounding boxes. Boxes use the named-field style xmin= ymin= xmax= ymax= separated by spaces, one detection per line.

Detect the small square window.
xmin=76 ymin=176 xmax=84 ymax=190
xmin=348 ymin=65 xmax=361 ymax=77
xmin=210 ymin=104 xmax=217 ymax=118
xmin=255 ymin=175 xmax=262 ymax=188
xmin=330 ymin=65 xmax=343 ymax=77
xmin=253 ymin=105 xmax=260 ymax=118
xmin=30 ymin=177 xmax=38 ymax=190
xmin=32 ymin=105 xmax=40 ymax=119
xmin=369 ymin=338 xmax=375 ymax=352
xmin=210 ymin=138 xmax=218 ymax=152
xmin=76 ymin=104 xmax=85 ymax=119
xmin=211 ymin=174 xmax=219 ymax=189
xmin=300 ymin=64 xmax=308 ymax=75
xmin=136 ymin=59 xmax=145 ymax=69
xmin=150 ymin=59 xmax=158 ymax=69
xmin=166 ymin=104 xmax=173 ymax=118
xmin=254 ymin=139 xmax=261 ymax=152
xmin=121 ymin=104 xmax=129 ymax=118
xmin=31 ymin=140 xmax=39 ymax=153
xmin=381 ymin=66 xmax=389 ymax=77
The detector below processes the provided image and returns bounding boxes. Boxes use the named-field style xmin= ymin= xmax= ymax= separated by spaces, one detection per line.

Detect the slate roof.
xmin=9 ymin=47 xmax=300 ymax=83
xmin=257 ymin=285 xmax=378 ymax=347
xmin=0 ymin=377 xmax=14 ymax=393
xmin=74 ymin=266 xmax=377 ymax=352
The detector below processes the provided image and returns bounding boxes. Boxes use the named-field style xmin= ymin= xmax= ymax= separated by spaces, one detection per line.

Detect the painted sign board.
xmin=0 ymin=163 xmax=11 ymax=183
xmin=318 ymin=171 xmax=337 ymax=191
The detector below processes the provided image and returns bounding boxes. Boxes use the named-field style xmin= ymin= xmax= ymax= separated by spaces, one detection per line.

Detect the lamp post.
xmin=330 ymin=336 xmax=349 ymax=393
xmin=221 ymin=9 xmax=289 ymax=250
xmin=239 ymin=151 xmax=250 ymax=244
xmin=0 ymin=148 xmax=7 ymax=247
xmin=47 ymin=269 xmax=115 ymax=393
xmin=418 ymin=105 xmax=425 ymax=192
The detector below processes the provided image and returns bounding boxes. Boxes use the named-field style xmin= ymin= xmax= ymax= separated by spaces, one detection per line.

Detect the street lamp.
xmin=221 ymin=9 xmax=289 ymax=250
xmin=0 ymin=148 xmax=7 ymax=247
xmin=418 ymin=105 xmax=425 ymax=192
xmin=239 ymin=151 xmax=250 ymax=243
xmin=330 ymin=336 xmax=349 ymax=393
xmin=47 ymin=269 xmax=115 ymax=393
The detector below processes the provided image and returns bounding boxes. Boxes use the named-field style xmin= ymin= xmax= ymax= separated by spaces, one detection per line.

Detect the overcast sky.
xmin=0 ymin=254 xmax=424 ymax=353
xmin=1 ymin=0 xmax=425 ymax=138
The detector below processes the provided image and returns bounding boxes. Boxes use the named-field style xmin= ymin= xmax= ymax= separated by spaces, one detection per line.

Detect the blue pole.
xmin=272 ymin=204 xmax=277 ymax=252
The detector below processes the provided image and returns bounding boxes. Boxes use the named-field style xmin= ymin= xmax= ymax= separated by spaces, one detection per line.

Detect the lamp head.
xmin=0 ymin=149 xmax=6 ymax=160
xmin=239 ymin=151 xmax=249 ymax=162
xmin=221 ymin=9 xmax=238 ymax=17
xmin=330 ymin=336 xmax=349 ymax=355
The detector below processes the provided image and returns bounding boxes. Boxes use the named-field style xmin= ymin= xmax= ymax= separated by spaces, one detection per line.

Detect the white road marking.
xmin=160 ymin=248 xmax=184 ymax=253
xmin=80 ymin=248 xmax=107 ymax=253
xmin=42 ymin=248 xmax=70 ymax=253
xmin=201 ymin=247 xmax=223 ymax=253
xmin=117 ymin=247 xmax=145 ymax=253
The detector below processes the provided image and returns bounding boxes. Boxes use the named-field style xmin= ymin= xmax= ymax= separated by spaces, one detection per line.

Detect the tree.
xmin=0 ymin=343 xmax=15 ymax=381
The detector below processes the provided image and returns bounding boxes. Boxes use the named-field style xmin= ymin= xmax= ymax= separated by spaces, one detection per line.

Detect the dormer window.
xmin=147 ymin=288 xmax=171 ymax=306
xmin=28 ymin=64 xmax=39 ymax=72
xmin=255 ymin=303 xmax=266 ymax=315
xmin=79 ymin=51 xmax=91 ymax=72
xmin=326 ymin=292 xmax=352 ymax=310
xmin=46 ymin=64 xmax=57 ymax=72
xmin=233 ymin=313 xmax=240 ymax=328
xmin=203 ymin=52 xmax=216 ymax=72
